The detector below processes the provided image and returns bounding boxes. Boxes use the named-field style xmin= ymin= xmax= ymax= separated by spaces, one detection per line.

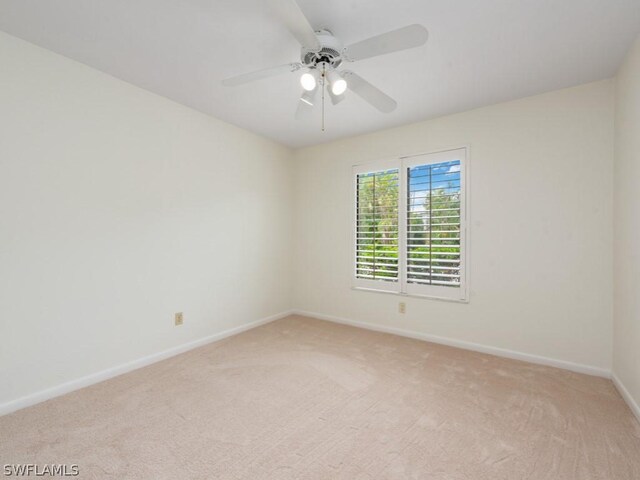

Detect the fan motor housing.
xmin=301 ymin=29 xmax=344 ymax=69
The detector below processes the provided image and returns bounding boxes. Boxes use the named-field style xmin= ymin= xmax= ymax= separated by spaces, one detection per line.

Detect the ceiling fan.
xmin=222 ymin=0 xmax=428 ymax=123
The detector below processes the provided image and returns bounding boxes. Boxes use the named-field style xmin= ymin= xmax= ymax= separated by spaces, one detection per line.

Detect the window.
xmin=355 ymin=167 xmax=400 ymax=291
xmin=353 ymin=148 xmax=467 ymax=301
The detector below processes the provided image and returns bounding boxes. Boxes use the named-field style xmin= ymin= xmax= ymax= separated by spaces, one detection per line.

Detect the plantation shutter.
xmin=406 ymin=160 xmax=462 ymax=288
xmin=354 ymin=166 xmax=400 ymax=291
xmin=353 ymin=148 xmax=467 ymax=301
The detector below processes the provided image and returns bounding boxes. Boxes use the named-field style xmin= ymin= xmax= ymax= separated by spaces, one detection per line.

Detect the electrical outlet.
xmin=399 ymin=302 xmax=406 ymax=314
xmin=174 ymin=312 xmax=184 ymax=326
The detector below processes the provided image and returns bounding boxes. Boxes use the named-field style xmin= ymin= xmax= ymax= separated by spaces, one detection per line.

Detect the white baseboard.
xmin=292 ymin=309 xmax=611 ymax=378
xmin=612 ymin=373 xmax=640 ymax=424
xmin=0 ymin=310 xmax=292 ymax=417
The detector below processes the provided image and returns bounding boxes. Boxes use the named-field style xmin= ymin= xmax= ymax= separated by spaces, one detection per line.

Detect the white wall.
xmin=614 ymin=34 xmax=640 ymax=415
xmin=0 ymin=32 xmax=293 ymax=408
xmin=293 ymin=80 xmax=614 ymax=373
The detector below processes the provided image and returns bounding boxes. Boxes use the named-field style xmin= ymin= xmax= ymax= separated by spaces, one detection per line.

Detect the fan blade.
xmin=222 ymin=63 xmax=301 ymax=87
xmin=342 ymin=71 xmax=397 ymax=113
xmin=295 ymin=88 xmax=317 ymax=119
xmin=268 ymin=0 xmax=320 ymax=51
xmin=345 ymin=24 xmax=428 ymax=61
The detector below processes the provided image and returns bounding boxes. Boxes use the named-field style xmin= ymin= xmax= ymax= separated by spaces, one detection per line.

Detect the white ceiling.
xmin=1 ymin=0 xmax=639 ymax=148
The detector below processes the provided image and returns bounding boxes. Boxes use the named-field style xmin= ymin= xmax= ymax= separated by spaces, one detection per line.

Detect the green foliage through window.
xmin=355 ymin=161 xmax=461 ymax=287
xmin=356 ymin=169 xmax=399 ymax=281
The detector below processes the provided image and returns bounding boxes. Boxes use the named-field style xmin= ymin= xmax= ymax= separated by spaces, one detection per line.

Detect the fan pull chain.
xmin=321 ymin=64 xmax=325 ymax=132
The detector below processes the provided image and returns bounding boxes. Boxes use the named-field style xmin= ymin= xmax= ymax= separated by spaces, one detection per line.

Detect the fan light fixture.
xmin=300 ymin=70 xmax=318 ymax=91
xmin=327 ymin=70 xmax=347 ymax=96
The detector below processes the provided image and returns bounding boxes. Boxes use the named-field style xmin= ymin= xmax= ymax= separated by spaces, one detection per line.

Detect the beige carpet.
xmin=1 ymin=315 xmax=639 ymax=479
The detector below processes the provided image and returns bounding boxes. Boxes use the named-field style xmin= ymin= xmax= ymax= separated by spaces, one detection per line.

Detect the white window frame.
xmin=352 ymin=147 xmax=468 ymax=302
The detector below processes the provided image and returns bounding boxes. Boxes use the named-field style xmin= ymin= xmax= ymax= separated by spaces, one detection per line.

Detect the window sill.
xmin=351 ymin=286 xmax=469 ymax=304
